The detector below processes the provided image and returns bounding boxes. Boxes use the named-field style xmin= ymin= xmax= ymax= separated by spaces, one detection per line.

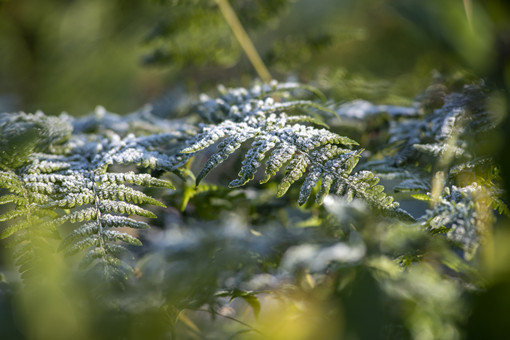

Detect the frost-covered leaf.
xmin=182 ymin=83 xmax=409 ymax=219
xmin=0 ymin=110 xmax=179 ymax=279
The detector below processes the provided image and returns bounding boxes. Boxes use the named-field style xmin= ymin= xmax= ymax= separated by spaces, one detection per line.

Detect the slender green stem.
xmin=215 ymin=0 xmax=272 ymax=83
xmin=463 ymin=0 xmax=473 ymax=30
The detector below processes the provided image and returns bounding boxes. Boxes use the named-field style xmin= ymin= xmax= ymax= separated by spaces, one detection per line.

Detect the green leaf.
xmin=216 ymin=289 xmax=261 ymax=319
xmin=411 ymin=193 xmax=431 ymax=201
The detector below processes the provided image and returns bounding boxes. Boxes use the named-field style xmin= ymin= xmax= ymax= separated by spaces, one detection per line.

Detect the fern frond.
xmin=98 ymin=200 xmax=157 ymax=218
xmin=337 ymin=171 xmax=413 ymax=220
xmin=99 ymin=215 xmax=151 ymax=229
xmin=260 ymin=145 xmax=297 ymax=184
xmin=197 ymin=81 xmax=332 ymax=124
xmin=0 ymin=194 xmax=27 ymax=206
xmin=65 ymin=230 xmax=142 ymax=256
xmin=59 ymin=207 xmax=99 ymax=224
xmin=0 ymin=111 xmax=72 ymax=168
xmin=0 ymin=171 xmax=24 ymax=194
xmin=385 ymin=84 xmax=492 ymax=167
xmin=254 ymin=81 xmax=327 ymax=101
xmin=96 ymin=172 xmax=175 ymax=188
xmin=186 ymin=90 xmax=358 ymax=187
xmin=413 ymin=143 xmax=470 ymax=160
xmin=0 ymin=220 xmax=32 ymax=239
xmin=29 ymin=159 xmax=72 ymax=173
xmin=98 ymin=183 xmax=166 ymax=207
xmin=0 ymin=209 xmax=26 ymax=222
xmin=0 ymin=111 xmax=177 ymax=280
xmin=181 ymin=83 xmax=410 ymax=220
xmin=229 ymin=135 xmax=279 ymax=187
xmin=264 ymin=100 xmax=339 ymax=119
xmin=59 ymin=216 xmax=149 ymax=251
xmin=276 ymin=153 xmax=309 ymax=197
xmin=195 ymin=133 xmax=257 ymax=185
xmin=423 ymin=186 xmax=479 ymax=260
xmin=284 ymin=115 xmax=329 ymax=128
xmin=43 ymin=191 xmax=96 ymax=209
xmin=492 ymin=197 xmax=510 ymax=217
xmin=80 ymin=246 xmax=129 ymax=269
xmin=394 ymin=178 xmax=431 ymax=193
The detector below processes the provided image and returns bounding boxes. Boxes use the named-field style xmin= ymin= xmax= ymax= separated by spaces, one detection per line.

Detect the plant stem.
xmin=463 ymin=0 xmax=473 ymax=30
xmin=215 ymin=0 xmax=272 ymax=83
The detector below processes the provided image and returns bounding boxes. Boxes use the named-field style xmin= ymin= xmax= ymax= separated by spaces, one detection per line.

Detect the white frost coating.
xmin=414 ymin=143 xmax=469 ymax=159
xmin=323 ymin=195 xmax=367 ymax=219
xmin=281 ymin=242 xmax=366 ymax=272
xmin=423 ymin=184 xmax=489 ymax=260
xmin=337 ymin=100 xmax=419 ymax=120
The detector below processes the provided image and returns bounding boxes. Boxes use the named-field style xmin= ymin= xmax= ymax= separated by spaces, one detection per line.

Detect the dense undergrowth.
xmin=1 ymin=78 xmax=509 ymax=340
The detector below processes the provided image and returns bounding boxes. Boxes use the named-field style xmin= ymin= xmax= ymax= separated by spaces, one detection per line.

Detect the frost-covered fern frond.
xmin=346 ymin=83 xmax=507 ymax=259
xmin=0 ymin=112 xmax=72 ymax=169
xmin=357 ymin=83 xmax=500 ymax=198
xmin=421 ymin=183 xmax=503 ymax=260
xmin=180 ymin=83 xmax=413 ymax=220
xmin=0 ymin=112 xmax=73 ymax=280
xmin=387 ymin=84 xmax=492 ymax=166
xmin=415 ymin=158 xmax=508 ymax=261
xmin=195 ymin=81 xmax=331 ymax=124
xmin=72 ymin=105 xmax=197 ymax=138
xmin=0 ymin=111 xmax=176 ymax=280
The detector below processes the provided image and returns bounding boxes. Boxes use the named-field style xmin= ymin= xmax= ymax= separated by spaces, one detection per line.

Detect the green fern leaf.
xmin=0 ymin=220 xmax=31 ymax=239
xmin=98 ymin=183 xmax=166 ymax=207
xmin=96 ymin=172 xmax=175 ymax=189
xmin=276 ymin=153 xmax=309 ymax=197
xmin=0 ymin=194 xmax=27 ymax=206
xmin=0 ymin=209 xmax=25 ymax=222
xmin=195 ymin=133 xmax=256 ymax=185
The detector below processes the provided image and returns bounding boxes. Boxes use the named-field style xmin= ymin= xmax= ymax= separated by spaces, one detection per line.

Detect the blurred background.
xmin=1 ymin=0 xmax=508 ymax=116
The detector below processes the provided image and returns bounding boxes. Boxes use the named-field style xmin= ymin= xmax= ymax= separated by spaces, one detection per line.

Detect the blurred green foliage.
xmin=3 ymin=0 xmax=509 ymax=114
xmin=0 ymin=0 xmax=166 ymax=114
